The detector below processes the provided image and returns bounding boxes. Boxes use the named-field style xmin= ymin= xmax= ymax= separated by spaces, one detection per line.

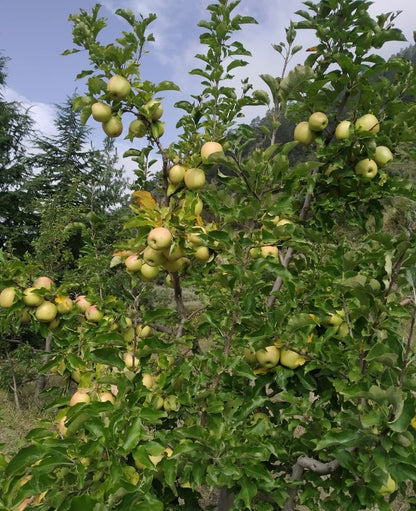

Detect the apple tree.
xmin=1 ymin=1 xmax=416 ymax=510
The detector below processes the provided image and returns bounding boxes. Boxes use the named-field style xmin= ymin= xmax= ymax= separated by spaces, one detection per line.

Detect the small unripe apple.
xmin=75 ymin=295 xmax=92 ymax=312
xmin=0 ymin=287 xmax=16 ymax=308
xmin=308 ymin=111 xmax=328 ymax=131
xmin=355 ymin=158 xmax=378 ymax=179
xmin=294 ymin=121 xmax=316 ymax=146
xmin=23 ymin=287 xmax=44 ymax=307
xmin=99 ymin=392 xmax=115 ymax=404
xmin=147 ymin=227 xmax=172 ymax=250
xmin=55 ymin=295 xmax=73 ymax=313
xmin=374 ymin=146 xmax=393 ymax=167
xmin=140 ymin=264 xmax=160 ymax=281
xmin=261 ymin=246 xmax=279 ymax=258
xmin=168 ymin=164 xmax=186 ymax=184
xmin=129 ymin=119 xmax=147 ymax=138
xmin=256 ymin=346 xmax=280 ymax=368
xmin=142 ymin=373 xmax=154 ymax=389
xmin=355 ymin=113 xmax=380 ymax=133
xmin=194 ymin=246 xmax=210 ymax=262
xmin=145 ymin=100 xmax=163 ymax=120
xmin=36 ymin=301 xmax=58 ymax=323
xmin=151 ymin=120 xmax=165 ymax=138
xmin=166 ymin=274 xmax=174 ymax=288
xmin=102 ymin=117 xmax=123 ymax=138
xmin=124 ymin=352 xmax=138 ymax=370
xmin=70 ymin=389 xmax=91 ymax=406
xmin=143 ymin=246 xmax=167 ymax=267
xmin=91 ymin=102 xmax=112 ymax=122
xmin=85 ymin=305 xmax=103 ymax=322
xmin=33 ymin=276 xmax=53 ymax=290
xmin=137 ymin=325 xmax=151 ymax=338
xmin=335 ymin=120 xmax=352 ymax=139
xmin=125 ymin=254 xmax=142 ymax=272
xmin=107 ymin=75 xmax=131 ymax=101
xmin=328 ymin=311 xmax=344 ymax=326
xmin=184 ymin=168 xmax=206 ymax=190
xmin=201 ymin=141 xmax=223 ymax=161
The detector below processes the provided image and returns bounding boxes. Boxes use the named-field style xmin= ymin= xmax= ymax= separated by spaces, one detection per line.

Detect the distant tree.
xmin=0 ymin=54 xmax=35 ymax=256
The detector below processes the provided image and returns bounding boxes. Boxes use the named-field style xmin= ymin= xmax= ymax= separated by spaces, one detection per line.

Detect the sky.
xmin=1 ymin=0 xmax=415 ymax=176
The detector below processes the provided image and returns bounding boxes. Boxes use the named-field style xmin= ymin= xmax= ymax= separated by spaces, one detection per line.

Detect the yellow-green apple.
xmin=374 ymin=145 xmax=393 ymax=167
xmin=23 ymin=288 xmax=44 ymax=307
xmin=256 ymin=346 xmax=280 ymax=368
xmin=328 ymin=310 xmax=345 ymax=326
xmin=49 ymin=317 xmax=60 ymax=330
xmin=35 ymin=301 xmax=58 ymax=322
xmin=294 ymin=121 xmax=316 ymax=146
xmin=184 ymin=168 xmax=206 ymax=190
xmin=165 ymin=274 xmax=174 ymax=288
xmin=187 ymin=227 xmax=206 ymax=246
xmin=33 ymin=276 xmax=53 ymax=290
xmin=163 ymin=257 xmax=187 ymax=272
xmin=355 ymin=158 xmax=378 ymax=179
xmin=163 ymin=244 xmax=185 ymax=261
xmin=145 ymin=100 xmax=163 ymax=120
xmin=244 ymin=347 xmax=257 ymax=365
xmin=147 ymin=226 xmax=172 ymax=250
xmin=355 ymin=113 xmax=379 ymax=133
xmin=107 ymin=75 xmax=131 ymax=100
xmin=261 ymin=245 xmax=279 ymax=258
xmin=143 ymin=246 xmax=167 ymax=267
xmin=308 ymin=111 xmax=328 ymax=131
xmin=201 ymin=141 xmax=223 ymax=161
xmin=102 ymin=117 xmax=123 ymax=137
xmin=151 ymin=120 xmax=164 ymax=138
xmin=279 ymin=348 xmax=306 ymax=369
xmin=140 ymin=263 xmax=159 ymax=281
xmin=129 ymin=119 xmax=147 ymax=138
xmin=19 ymin=309 xmax=31 ymax=323
xmin=99 ymin=392 xmax=115 ymax=404
xmin=57 ymin=416 xmax=68 ymax=437
xmin=249 ymin=247 xmax=261 ymax=259
xmin=163 ymin=395 xmax=180 ymax=412
xmin=85 ymin=305 xmax=103 ymax=322
xmin=91 ymin=102 xmax=112 ymax=122
xmin=124 ymin=352 xmax=138 ymax=370
xmin=335 ymin=120 xmax=352 ymax=139
xmin=194 ymin=246 xmax=210 ymax=262
xmin=337 ymin=322 xmax=349 ymax=338
xmin=69 ymin=389 xmax=91 ymax=406
xmin=75 ymin=295 xmax=92 ymax=312
xmin=123 ymin=326 xmax=135 ymax=343
xmin=137 ymin=324 xmax=151 ymax=338
xmin=0 ymin=287 xmax=16 ymax=308
xmin=125 ymin=254 xmax=142 ymax=272
xmin=378 ymin=473 xmax=397 ymax=496
xmin=55 ymin=295 xmax=73 ymax=313
xmin=142 ymin=373 xmax=154 ymax=390
xmin=168 ymin=164 xmax=186 ymax=184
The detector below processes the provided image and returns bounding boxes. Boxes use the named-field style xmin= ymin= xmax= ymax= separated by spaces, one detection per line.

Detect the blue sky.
xmin=1 ymin=0 xmax=415 ymax=173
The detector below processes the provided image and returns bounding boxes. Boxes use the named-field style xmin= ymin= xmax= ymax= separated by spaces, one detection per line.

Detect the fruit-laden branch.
xmin=282 ymin=455 xmax=341 ymax=511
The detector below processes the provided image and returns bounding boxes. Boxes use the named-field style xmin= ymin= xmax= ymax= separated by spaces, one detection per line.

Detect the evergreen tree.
xmin=0 ymin=54 xmax=35 ymax=255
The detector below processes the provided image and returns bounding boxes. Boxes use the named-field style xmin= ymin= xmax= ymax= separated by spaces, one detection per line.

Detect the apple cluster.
xmin=90 ymin=74 xmax=165 ymax=140
xmin=245 ymin=343 xmax=307 ymax=371
xmin=294 ymin=111 xmax=329 ymax=146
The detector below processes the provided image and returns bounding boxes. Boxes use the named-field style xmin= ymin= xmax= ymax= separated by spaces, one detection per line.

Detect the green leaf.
xmin=5 ymin=445 xmax=45 ymax=477
xmin=155 ymin=80 xmax=180 ymax=92
xmin=69 ymin=495 xmax=96 ymax=510
xmin=315 ymin=430 xmax=360 ymax=450
xmin=90 ymin=348 xmax=125 ymax=370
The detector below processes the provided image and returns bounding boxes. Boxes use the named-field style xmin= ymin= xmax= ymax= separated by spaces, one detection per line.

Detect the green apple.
xmin=140 ymin=263 xmax=160 ymax=281
xmin=328 ymin=310 xmax=344 ymax=326
xmin=201 ymin=141 xmax=223 ymax=161
xmin=184 ymin=168 xmax=206 ymax=190
xmin=378 ymin=473 xmax=396 ymax=496
xmin=147 ymin=227 xmax=172 ymax=250
xmin=55 ymin=295 xmax=73 ymax=313
xmin=294 ymin=121 xmax=316 ymax=146
xmin=143 ymin=246 xmax=167 ymax=267
xmin=355 ymin=158 xmax=378 ymax=179
xmin=308 ymin=111 xmax=328 ymax=131
xmin=168 ymin=164 xmax=186 ymax=185
xmin=261 ymin=245 xmax=279 ymax=258
xmin=335 ymin=120 xmax=352 ymax=140
xmin=91 ymin=102 xmax=112 ymax=122
xmin=337 ymin=322 xmax=349 ymax=338
xmin=33 ymin=276 xmax=53 ymax=290
xmin=165 ymin=274 xmax=174 ymax=288
xmin=244 ymin=347 xmax=257 ymax=365
xmin=23 ymin=287 xmax=44 ymax=307
xmin=36 ymin=301 xmax=58 ymax=322
xmin=57 ymin=416 xmax=68 ymax=437
xmin=142 ymin=373 xmax=154 ymax=390
xmin=69 ymin=389 xmax=91 ymax=406
xmin=124 ymin=352 xmax=138 ymax=370
xmin=107 ymin=75 xmax=131 ymax=101
xmin=0 ymin=287 xmax=16 ymax=308
xmin=125 ymin=254 xmax=142 ymax=272
xmin=355 ymin=113 xmax=380 ymax=133
xmin=249 ymin=247 xmax=261 ymax=259
xmin=102 ymin=117 xmax=123 ymax=138
xmin=151 ymin=120 xmax=165 ymax=138
xmin=374 ymin=145 xmax=393 ymax=167
xmin=145 ymin=100 xmax=163 ymax=120
xmin=163 ymin=244 xmax=185 ymax=261
xmin=137 ymin=324 xmax=151 ymax=338
xmin=279 ymin=348 xmax=306 ymax=369
xmin=163 ymin=395 xmax=180 ymax=412
xmin=163 ymin=257 xmax=186 ymax=272
xmin=194 ymin=246 xmax=210 ymax=262
xmin=129 ymin=119 xmax=147 ymax=138
xmin=85 ymin=305 xmax=103 ymax=322
xmin=256 ymin=346 xmax=280 ymax=368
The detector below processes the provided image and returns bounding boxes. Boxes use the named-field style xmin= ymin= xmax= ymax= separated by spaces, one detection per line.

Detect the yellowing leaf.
xmin=132 ymin=190 xmax=158 ymax=210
